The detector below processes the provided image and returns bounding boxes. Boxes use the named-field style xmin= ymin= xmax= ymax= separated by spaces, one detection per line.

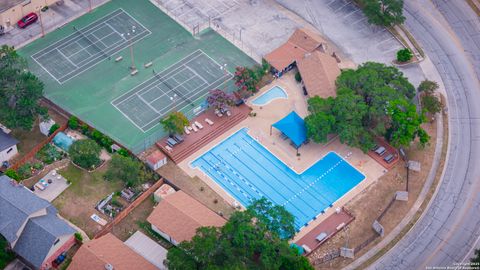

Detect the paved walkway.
xmin=0 ymin=0 xmax=109 ymax=49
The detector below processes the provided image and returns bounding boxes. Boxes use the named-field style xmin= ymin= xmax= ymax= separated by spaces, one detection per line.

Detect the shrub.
xmin=4 ymin=169 xmax=19 ymax=181
xmin=295 ymin=71 xmax=302 ymax=83
xmin=68 ymin=116 xmax=79 ymax=129
xmin=80 ymin=124 xmax=89 ymax=135
xmin=117 ymin=148 xmax=130 ymax=157
xmin=74 ymin=232 xmax=83 ymax=243
xmin=36 ymin=143 xmax=62 ymax=164
xmin=69 ymin=139 xmax=101 ymax=169
xmin=160 ymin=112 xmax=189 ymax=135
xmin=49 ymin=123 xmax=60 ymax=136
xmin=33 ymin=162 xmax=44 ymax=170
xmin=17 ymin=163 xmax=32 ymax=179
xmin=421 ymin=94 xmax=442 ymax=114
xmin=397 ymin=48 xmax=413 ymax=62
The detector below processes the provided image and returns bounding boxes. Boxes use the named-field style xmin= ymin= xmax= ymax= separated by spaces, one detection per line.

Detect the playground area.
xmin=19 ymin=0 xmax=255 ymax=153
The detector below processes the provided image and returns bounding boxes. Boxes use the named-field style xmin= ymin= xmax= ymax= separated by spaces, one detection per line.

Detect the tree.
xmin=387 ymin=99 xmax=430 ymax=147
xmin=68 ymin=116 xmax=79 ymax=129
xmin=396 ymin=48 xmax=413 ymax=62
xmin=305 ymin=112 xmax=335 ymax=143
xmin=0 ymin=235 xmax=15 ymax=269
xmin=160 ymin=111 xmax=189 ymax=135
xmin=207 ymin=89 xmax=235 ymax=111
xmin=472 ymin=249 xmax=480 ymax=264
xmin=234 ymin=66 xmax=260 ymax=93
xmin=421 ymin=95 xmax=442 ymax=114
xmin=418 ymin=80 xmax=439 ymax=95
xmin=105 ymin=154 xmax=152 ymax=187
xmin=0 ymin=45 xmax=47 ymax=129
xmin=362 ymin=0 xmax=406 ymax=27
xmin=68 ymin=139 xmax=101 ymax=169
xmin=48 ymin=123 xmax=60 ymax=135
xmin=167 ymin=198 xmax=313 ymax=270
xmin=247 ymin=197 xmax=296 ymax=240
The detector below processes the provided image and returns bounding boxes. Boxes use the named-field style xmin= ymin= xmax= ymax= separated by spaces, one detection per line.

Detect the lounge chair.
xmin=173 ymin=134 xmax=184 ymax=142
xmin=166 ymin=137 xmax=177 ymax=147
xmin=384 ymin=154 xmax=394 ymax=163
xmin=226 ymin=110 xmax=232 ymax=116
xmin=191 ymin=124 xmax=198 ymax=132
xmin=194 ymin=121 xmax=204 ymax=129
xmin=375 ymin=146 xmax=386 ymax=155
xmin=205 ymin=118 xmax=214 ymax=125
xmin=184 ymin=126 xmax=191 ymax=135
xmin=165 ymin=145 xmax=173 ymax=152
xmin=214 ymin=109 xmax=223 ymax=117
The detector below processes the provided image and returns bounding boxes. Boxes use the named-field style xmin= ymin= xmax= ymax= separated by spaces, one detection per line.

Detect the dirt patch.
xmin=157 ymin=161 xmax=235 ymax=219
xmin=111 ymin=195 xmax=155 ymax=241
xmin=310 ymin=120 xmax=439 ymax=269
xmin=52 ymin=162 xmax=123 ymax=238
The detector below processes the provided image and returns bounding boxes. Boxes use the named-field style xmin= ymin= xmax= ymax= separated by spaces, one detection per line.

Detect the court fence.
xmin=149 ymin=0 xmax=262 ymax=64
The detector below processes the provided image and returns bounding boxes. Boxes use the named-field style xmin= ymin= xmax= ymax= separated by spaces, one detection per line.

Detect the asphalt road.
xmin=370 ymin=0 xmax=480 ymax=269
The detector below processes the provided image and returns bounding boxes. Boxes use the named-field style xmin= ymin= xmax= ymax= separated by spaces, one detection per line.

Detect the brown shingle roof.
xmin=147 ymin=191 xmax=226 ymax=243
xmin=68 ymin=233 xmax=158 ymax=270
xmin=264 ymin=28 xmax=326 ymax=71
xmin=297 ymin=51 xmax=340 ymax=98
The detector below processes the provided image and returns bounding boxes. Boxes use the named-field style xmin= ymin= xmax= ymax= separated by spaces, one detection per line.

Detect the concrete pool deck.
xmin=178 ymin=72 xmax=385 ymax=238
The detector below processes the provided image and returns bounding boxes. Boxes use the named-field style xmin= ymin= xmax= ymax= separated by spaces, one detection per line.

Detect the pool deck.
xmin=178 ymin=72 xmax=385 ymax=239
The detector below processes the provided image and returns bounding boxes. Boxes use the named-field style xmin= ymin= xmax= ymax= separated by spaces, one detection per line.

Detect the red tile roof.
xmin=264 ymin=28 xmax=326 ymax=71
xmin=146 ymin=150 xmax=166 ymax=165
xmin=297 ymin=51 xmax=340 ymax=98
xmin=147 ymin=191 xmax=226 ymax=243
xmin=68 ymin=233 xmax=158 ymax=270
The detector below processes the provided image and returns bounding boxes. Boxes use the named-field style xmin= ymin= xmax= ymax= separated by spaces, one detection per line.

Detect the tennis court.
xmin=112 ymin=49 xmax=232 ymax=132
xmin=31 ymin=8 xmax=151 ymax=84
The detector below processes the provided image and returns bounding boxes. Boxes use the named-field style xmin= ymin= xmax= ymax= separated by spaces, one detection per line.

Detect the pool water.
xmin=53 ymin=132 xmax=74 ymax=151
xmin=192 ymin=128 xmax=365 ymax=229
xmin=252 ymin=86 xmax=287 ymax=106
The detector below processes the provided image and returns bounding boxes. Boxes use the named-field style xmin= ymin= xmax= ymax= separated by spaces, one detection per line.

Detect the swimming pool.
xmin=53 ymin=132 xmax=74 ymax=151
xmin=251 ymin=86 xmax=287 ymax=106
xmin=192 ymin=128 xmax=365 ymax=229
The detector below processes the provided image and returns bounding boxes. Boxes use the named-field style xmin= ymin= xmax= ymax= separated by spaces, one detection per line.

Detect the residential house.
xmin=68 ymin=233 xmax=158 ymax=270
xmin=147 ymin=190 xmax=226 ymax=245
xmin=0 ymin=175 xmax=76 ymax=270
xmin=0 ymin=129 xmax=18 ymax=164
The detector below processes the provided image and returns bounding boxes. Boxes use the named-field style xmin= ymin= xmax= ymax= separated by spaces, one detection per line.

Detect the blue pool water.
xmin=192 ymin=128 xmax=365 ymax=229
xmin=53 ymin=132 xmax=74 ymax=151
xmin=252 ymin=86 xmax=287 ymax=106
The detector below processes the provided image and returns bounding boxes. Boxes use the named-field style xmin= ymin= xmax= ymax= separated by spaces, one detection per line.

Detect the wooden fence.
xmin=11 ymin=123 xmax=68 ymax=170
xmin=94 ymin=178 xmax=165 ymax=239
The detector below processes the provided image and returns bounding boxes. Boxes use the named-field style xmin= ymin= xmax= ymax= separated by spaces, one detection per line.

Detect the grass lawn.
xmin=53 ymin=162 xmax=123 ymax=238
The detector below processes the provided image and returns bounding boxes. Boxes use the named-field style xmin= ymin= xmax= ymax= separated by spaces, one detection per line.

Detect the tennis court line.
xmin=32 ymin=8 xmax=151 ymax=84
xmin=57 ymin=49 xmax=78 ymax=68
xmin=140 ymin=72 xmax=232 ymax=131
xmin=111 ymin=50 xmax=203 ymax=105
xmin=148 ymin=76 xmax=205 ymax=105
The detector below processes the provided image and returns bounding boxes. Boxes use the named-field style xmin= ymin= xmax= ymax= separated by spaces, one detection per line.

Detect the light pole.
xmin=220 ymin=63 xmax=227 ymax=90
xmin=37 ymin=7 xmax=45 ymax=37
xmin=121 ymin=26 xmax=136 ymax=70
xmin=170 ymin=94 xmax=178 ymax=109
xmin=88 ymin=0 xmax=92 ymax=12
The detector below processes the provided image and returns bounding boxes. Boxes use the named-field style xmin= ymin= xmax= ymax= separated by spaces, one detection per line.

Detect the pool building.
xmin=192 ymin=128 xmax=365 ymax=230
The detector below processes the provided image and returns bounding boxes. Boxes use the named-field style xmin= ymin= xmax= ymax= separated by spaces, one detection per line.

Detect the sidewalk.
xmin=0 ymin=0 xmax=109 ymax=49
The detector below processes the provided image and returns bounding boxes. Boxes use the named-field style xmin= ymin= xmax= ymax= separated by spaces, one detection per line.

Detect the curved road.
xmin=371 ymin=0 xmax=480 ymax=269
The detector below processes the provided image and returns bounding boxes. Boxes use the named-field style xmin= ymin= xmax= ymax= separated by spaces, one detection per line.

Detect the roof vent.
xmin=105 ymin=263 xmax=114 ymax=270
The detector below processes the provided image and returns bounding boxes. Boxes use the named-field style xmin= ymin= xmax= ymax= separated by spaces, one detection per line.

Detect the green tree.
xmin=247 ymin=197 xmax=295 ymax=240
xmin=418 ymin=80 xmax=439 ymax=95
xmin=68 ymin=116 xmax=79 ymax=129
xmin=49 ymin=123 xmax=60 ymax=135
xmin=234 ymin=66 xmax=260 ymax=93
xmin=362 ymin=0 xmax=406 ymax=27
xmin=105 ymin=154 xmax=152 ymax=187
xmin=160 ymin=111 xmax=189 ymax=135
xmin=0 ymin=235 xmax=15 ymax=269
xmin=4 ymin=169 xmax=19 ymax=181
xmin=472 ymin=249 xmax=480 ymax=264
xmin=421 ymin=95 xmax=442 ymax=114
xmin=305 ymin=112 xmax=335 ymax=143
xmin=68 ymin=139 xmax=101 ymax=169
xmin=387 ymin=99 xmax=430 ymax=147
xmin=0 ymin=45 xmax=47 ymax=129
xmin=396 ymin=48 xmax=413 ymax=62
xmin=167 ymin=199 xmax=313 ymax=270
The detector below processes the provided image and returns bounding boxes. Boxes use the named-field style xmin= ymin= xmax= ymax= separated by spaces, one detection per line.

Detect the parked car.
xmin=17 ymin=13 xmax=38 ymax=29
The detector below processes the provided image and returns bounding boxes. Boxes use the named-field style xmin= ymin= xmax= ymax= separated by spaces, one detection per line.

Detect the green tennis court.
xmin=18 ymin=0 xmax=256 ymax=153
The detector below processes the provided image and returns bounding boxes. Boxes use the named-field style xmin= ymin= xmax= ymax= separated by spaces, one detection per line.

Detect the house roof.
xmin=146 ymin=150 xmax=166 ymax=165
xmin=272 ymin=111 xmax=307 ymax=148
xmin=264 ymin=28 xmax=326 ymax=71
xmin=0 ymin=176 xmax=75 ymax=268
xmin=147 ymin=191 xmax=226 ymax=243
xmin=0 ymin=130 xmax=18 ymax=152
xmin=296 ymin=51 xmax=340 ymax=98
xmin=0 ymin=176 xmax=50 ymax=243
xmin=69 ymin=233 xmax=158 ymax=270
xmin=125 ymin=231 xmax=168 ymax=269
xmin=13 ymin=206 xmax=75 ymax=269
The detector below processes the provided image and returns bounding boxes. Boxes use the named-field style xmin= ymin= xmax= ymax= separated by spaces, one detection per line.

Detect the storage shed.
xmin=154 ymin=184 xmax=176 ymax=202
xmin=146 ymin=150 xmax=167 ymax=170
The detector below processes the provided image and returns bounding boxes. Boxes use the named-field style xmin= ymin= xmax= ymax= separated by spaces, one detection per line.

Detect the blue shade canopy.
xmin=272 ymin=111 xmax=307 ymax=148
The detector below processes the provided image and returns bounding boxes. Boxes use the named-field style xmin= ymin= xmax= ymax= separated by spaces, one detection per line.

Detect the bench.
xmin=130 ymin=69 xmax=138 ymax=76
xmin=115 ymin=56 xmax=123 ymax=62
xmin=144 ymin=62 xmax=153 ymax=68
